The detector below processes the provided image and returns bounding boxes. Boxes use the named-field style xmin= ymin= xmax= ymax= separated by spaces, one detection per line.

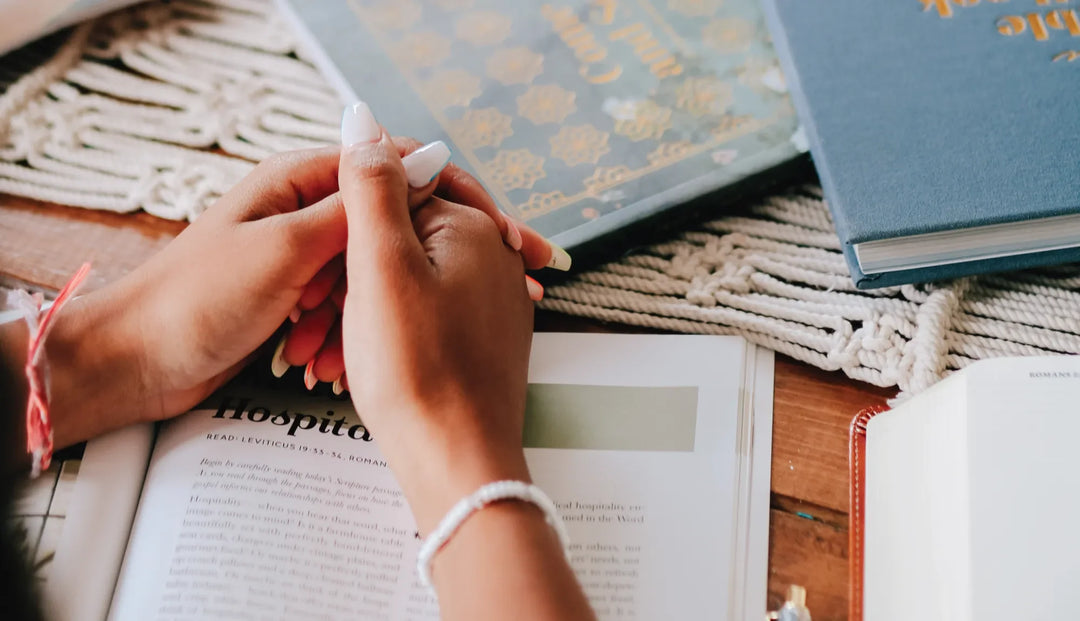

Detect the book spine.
xmin=848 ymin=405 xmax=890 ymax=621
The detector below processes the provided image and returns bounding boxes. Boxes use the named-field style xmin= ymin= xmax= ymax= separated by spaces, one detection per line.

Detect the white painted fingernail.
xmin=332 ymin=376 xmax=344 ymax=396
xmin=502 ymin=214 xmax=523 ymax=251
xmin=289 ymin=307 xmax=302 ymax=323
xmin=402 ymin=141 xmax=451 ymax=187
xmin=545 ymin=241 xmax=572 ymax=271
xmin=271 ymin=335 xmax=289 ymax=378
xmin=304 ymin=360 xmax=318 ymax=391
xmin=341 ymin=101 xmax=380 ymax=146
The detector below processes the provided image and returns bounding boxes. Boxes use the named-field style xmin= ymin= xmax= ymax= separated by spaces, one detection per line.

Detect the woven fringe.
xmin=3 ymin=0 xmax=1079 ymax=397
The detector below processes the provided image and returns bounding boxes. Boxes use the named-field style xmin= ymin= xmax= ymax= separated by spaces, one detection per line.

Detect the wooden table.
xmin=0 ymin=194 xmax=896 ymax=619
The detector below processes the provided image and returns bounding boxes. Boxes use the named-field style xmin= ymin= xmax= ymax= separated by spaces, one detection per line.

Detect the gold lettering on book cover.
xmin=517 ymin=84 xmax=577 ymax=124
xmin=542 ymin=4 xmax=624 ymax=85
xmin=486 ymin=47 xmax=545 ymax=85
xmin=485 ymin=149 xmax=547 ymax=191
xmin=448 ymin=107 xmax=515 ymax=149
xmin=421 ymin=69 xmax=483 ymax=109
xmin=921 ymin=0 xmax=1080 ymax=62
xmin=455 ymin=11 xmax=513 ymax=46
xmin=609 ymin=22 xmax=684 ymax=79
xmin=550 ymin=125 xmax=611 ymax=166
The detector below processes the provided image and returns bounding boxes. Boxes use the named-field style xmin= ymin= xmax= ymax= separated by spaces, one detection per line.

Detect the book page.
xmin=43 ymin=423 xmax=156 ymax=621
xmin=108 ymin=333 xmax=770 ymax=620
xmin=527 ymin=334 xmax=770 ymax=620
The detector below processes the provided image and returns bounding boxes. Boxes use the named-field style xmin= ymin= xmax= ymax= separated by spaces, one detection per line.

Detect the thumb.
xmin=338 ymin=102 xmax=425 ymax=271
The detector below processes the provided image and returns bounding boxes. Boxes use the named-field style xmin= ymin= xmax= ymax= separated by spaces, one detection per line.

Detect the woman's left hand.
xmin=44 ymin=146 xmax=361 ymax=447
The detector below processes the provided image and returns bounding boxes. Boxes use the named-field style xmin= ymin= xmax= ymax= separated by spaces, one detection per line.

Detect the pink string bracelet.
xmin=9 ymin=262 xmax=91 ymax=477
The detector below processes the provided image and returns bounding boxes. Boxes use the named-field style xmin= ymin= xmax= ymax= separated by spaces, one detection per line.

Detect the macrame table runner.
xmin=3 ymin=0 xmax=1079 ymax=398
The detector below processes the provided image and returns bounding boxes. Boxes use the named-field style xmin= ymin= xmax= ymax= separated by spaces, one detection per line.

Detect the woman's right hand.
xmin=336 ymin=102 xmax=596 ymax=621
xmin=337 ymin=104 xmax=536 ymax=533
xmin=278 ymin=138 xmax=568 ymax=390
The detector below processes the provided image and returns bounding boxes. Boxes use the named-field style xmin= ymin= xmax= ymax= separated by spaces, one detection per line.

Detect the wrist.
xmin=45 ymin=291 xmax=149 ymax=448
xmin=376 ymin=411 xmax=531 ymax=534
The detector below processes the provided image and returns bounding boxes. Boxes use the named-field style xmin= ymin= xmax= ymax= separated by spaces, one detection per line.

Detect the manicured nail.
xmin=525 ymin=275 xmax=544 ymax=301
xmin=402 ymin=141 xmax=451 ymax=187
xmin=341 ymin=101 xmax=380 ymax=146
xmin=304 ymin=360 xmax=318 ymax=390
xmin=332 ymin=375 xmax=344 ymax=396
xmin=545 ymin=241 xmax=572 ymax=271
xmin=271 ymin=335 xmax=289 ymax=378
xmin=288 ymin=307 xmax=302 ymax=323
xmin=502 ymin=214 xmax=523 ymax=251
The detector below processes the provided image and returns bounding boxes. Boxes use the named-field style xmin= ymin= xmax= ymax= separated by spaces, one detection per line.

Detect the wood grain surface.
xmin=1 ymin=195 xmax=896 ymax=620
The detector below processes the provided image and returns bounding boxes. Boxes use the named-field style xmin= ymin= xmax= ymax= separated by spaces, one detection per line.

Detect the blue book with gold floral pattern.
xmin=277 ymin=0 xmax=804 ymax=268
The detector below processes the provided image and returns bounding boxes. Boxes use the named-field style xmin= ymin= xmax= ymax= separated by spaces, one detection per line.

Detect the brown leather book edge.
xmin=848 ymin=405 xmax=890 ymax=621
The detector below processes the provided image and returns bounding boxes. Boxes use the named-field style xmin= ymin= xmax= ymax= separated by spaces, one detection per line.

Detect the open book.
xmin=851 ymin=356 xmax=1080 ymax=621
xmin=32 ymin=333 xmax=773 ymax=620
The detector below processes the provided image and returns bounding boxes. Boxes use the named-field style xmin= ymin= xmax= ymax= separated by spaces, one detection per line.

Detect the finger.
xmin=259 ymin=192 xmax=348 ymax=282
xmin=226 ymin=146 xmax=341 ymax=221
xmin=402 ymin=141 xmax=451 ymax=209
xmin=330 ymin=276 xmax=347 ymax=310
xmin=525 ymin=275 xmax=544 ymax=301
xmin=412 ymin=197 xmax=507 ymax=270
xmin=395 ymin=134 xmax=569 ymax=271
xmin=298 ymin=255 xmax=344 ymax=311
xmin=512 ymin=218 xmax=571 ymax=272
xmin=395 ymin=135 xmax=520 ymax=248
xmin=282 ymin=298 xmax=337 ymax=367
xmin=312 ymin=319 xmax=345 ymax=383
xmin=338 ymin=102 xmax=426 ymax=272
xmin=435 ymin=158 xmax=568 ymax=271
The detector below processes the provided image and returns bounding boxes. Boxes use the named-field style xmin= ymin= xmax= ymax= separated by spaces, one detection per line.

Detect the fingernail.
xmin=304 ymin=360 xmax=318 ymax=390
xmin=271 ymin=335 xmax=289 ymax=378
xmin=525 ymin=275 xmax=544 ymax=301
xmin=332 ymin=375 xmax=344 ymax=396
xmin=288 ymin=307 xmax=302 ymax=323
xmin=341 ymin=101 xmax=380 ymax=146
xmin=502 ymin=214 xmax=523 ymax=251
xmin=402 ymin=141 xmax=451 ymax=187
xmin=545 ymin=241 xmax=572 ymax=271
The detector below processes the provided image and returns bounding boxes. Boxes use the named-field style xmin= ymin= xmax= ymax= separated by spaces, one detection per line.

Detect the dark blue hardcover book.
xmin=277 ymin=0 xmax=805 ymax=271
xmin=762 ymin=0 xmax=1080 ymax=289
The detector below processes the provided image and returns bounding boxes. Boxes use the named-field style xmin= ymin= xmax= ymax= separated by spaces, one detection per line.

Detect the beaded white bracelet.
xmin=416 ymin=480 xmax=571 ymax=590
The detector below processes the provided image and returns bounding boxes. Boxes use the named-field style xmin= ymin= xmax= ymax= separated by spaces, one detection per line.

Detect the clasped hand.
xmin=43 ymin=121 xmax=561 ymax=529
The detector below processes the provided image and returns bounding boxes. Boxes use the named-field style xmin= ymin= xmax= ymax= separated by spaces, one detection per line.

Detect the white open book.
xmin=31 ymin=333 xmax=773 ymax=620
xmin=861 ymin=356 xmax=1080 ymax=621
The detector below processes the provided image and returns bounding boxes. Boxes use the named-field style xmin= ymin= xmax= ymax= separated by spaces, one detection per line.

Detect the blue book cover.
xmin=278 ymin=0 xmax=804 ymax=270
xmin=763 ymin=0 xmax=1080 ymax=289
